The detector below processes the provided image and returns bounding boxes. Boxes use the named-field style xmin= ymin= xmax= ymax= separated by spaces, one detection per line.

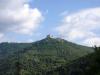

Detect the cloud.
xmin=0 ymin=33 xmax=4 ymax=39
xmin=0 ymin=33 xmax=7 ymax=42
xmin=0 ymin=0 xmax=43 ymax=35
xmin=60 ymin=11 xmax=68 ymax=16
xmin=83 ymin=37 xmax=100 ymax=47
xmin=56 ymin=7 xmax=100 ymax=46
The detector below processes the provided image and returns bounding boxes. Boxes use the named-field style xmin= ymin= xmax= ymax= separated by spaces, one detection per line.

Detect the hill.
xmin=46 ymin=47 xmax=100 ymax=75
xmin=0 ymin=35 xmax=93 ymax=75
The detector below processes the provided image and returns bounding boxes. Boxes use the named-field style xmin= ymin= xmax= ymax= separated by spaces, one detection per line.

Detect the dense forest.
xmin=46 ymin=46 xmax=100 ymax=75
xmin=0 ymin=35 xmax=99 ymax=75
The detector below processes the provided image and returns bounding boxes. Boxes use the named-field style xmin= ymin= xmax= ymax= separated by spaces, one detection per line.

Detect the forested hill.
xmin=31 ymin=35 xmax=93 ymax=59
xmin=0 ymin=35 xmax=93 ymax=75
xmin=46 ymin=47 xmax=100 ymax=75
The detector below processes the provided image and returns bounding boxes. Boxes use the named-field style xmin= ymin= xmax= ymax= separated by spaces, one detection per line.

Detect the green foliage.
xmin=0 ymin=37 xmax=93 ymax=75
xmin=47 ymin=46 xmax=100 ymax=75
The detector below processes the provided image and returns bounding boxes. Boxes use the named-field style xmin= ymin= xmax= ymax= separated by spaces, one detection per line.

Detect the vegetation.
xmin=46 ymin=46 xmax=100 ymax=75
xmin=0 ymin=36 xmax=94 ymax=75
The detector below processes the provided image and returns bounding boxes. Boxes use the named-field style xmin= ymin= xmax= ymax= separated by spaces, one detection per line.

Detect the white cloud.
xmin=0 ymin=0 xmax=43 ymax=35
xmin=0 ymin=33 xmax=4 ymax=39
xmin=83 ymin=37 xmax=100 ymax=47
xmin=60 ymin=11 xmax=68 ymax=16
xmin=0 ymin=33 xmax=5 ymax=42
xmin=56 ymin=7 xmax=100 ymax=46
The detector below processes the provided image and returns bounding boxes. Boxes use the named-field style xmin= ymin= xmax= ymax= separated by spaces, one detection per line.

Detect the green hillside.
xmin=46 ymin=47 xmax=100 ymax=75
xmin=0 ymin=35 xmax=93 ymax=75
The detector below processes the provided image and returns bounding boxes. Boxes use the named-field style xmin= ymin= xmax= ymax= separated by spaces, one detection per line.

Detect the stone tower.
xmin=47 ymin=34 xmax=51 ymax=38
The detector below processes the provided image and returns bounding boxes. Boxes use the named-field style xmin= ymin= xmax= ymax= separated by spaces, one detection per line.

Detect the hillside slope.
xmin=46 ymin=47 xmax=100 ymax=75
xmin=0 ymin=35 xmax=93 ymax=75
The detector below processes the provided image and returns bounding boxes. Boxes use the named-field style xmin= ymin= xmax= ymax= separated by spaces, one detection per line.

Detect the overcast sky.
xmin=0 ymin=0 xmax=100 ymax=46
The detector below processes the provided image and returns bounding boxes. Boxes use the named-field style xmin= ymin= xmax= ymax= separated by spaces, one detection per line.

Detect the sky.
xmin=0 ymin=0 xmax=100 ymax=46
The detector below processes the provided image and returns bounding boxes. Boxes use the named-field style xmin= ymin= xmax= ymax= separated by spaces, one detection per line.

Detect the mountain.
xmin=31 ymin=35 xmax=93 ymax=58
xmin=0 ymin=35 xmax=93 ymax=75
xmin=46 ymin=47 xmax=100 ymax=75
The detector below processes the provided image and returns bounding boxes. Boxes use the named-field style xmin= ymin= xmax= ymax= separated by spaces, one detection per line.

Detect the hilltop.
xmin=0 ymin=35 xmax=93 ymax=75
